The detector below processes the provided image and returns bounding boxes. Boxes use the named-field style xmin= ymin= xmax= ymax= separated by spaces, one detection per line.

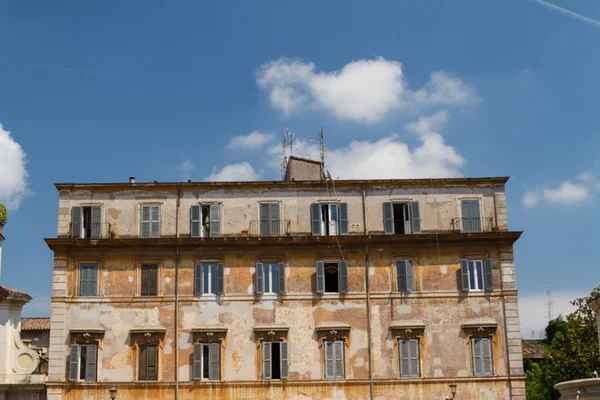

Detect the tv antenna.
xmin=280 ymin=129 xmax=298 ymax=180
xmin=545 ymin=287 xmax=554 ymax=320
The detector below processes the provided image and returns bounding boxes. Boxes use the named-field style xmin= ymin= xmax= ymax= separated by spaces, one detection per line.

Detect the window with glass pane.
xmin=203 ymin=264 xmax=217 ymax=294
xmin=468 ymin=260 xmax=484 ymax=290
xmin=262 ymin=262 xmax=278 ymax=294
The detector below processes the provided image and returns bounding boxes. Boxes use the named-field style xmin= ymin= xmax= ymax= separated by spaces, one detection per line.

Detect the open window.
xmin=254 ymin=327 xmax=289 ymax=380
xmin=191 ymin=327 xmax=226 ymax=381
xmin=190 ymin=204 xmax=220 ymax=238
xmin=316 ymin=261 xmax=348 ymax=294
xmin=383 ymin=202 xmax=420 ymax=235
xmin=71 ymin=206 xmax=102 ymax=239
xmin=255 ymin=262 xmax=285 ymax=295
xmin=69 ymin=344 xmax=97 ymax=382
xmin=311 ymin=203 xmax=348 ymax=236
xmin=194 ymin=262 xmax=224 ymax=295
xmin=460 ymin=259 xmax=493 ymax=292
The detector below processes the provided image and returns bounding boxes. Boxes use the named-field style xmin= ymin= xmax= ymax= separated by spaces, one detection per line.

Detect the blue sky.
xmin=0 ymin=0 xmax=599 ymax=337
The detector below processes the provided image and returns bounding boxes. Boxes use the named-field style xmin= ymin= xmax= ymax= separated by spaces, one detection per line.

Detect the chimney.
xmin=129 ymin=177 xmax=136 ymax=184
xmin=284 ymin=156 xmax=324 ymax=181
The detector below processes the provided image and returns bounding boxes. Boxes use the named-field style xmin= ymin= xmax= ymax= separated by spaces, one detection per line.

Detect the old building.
xmin=45 ymin=158 xmax=525 ymax=399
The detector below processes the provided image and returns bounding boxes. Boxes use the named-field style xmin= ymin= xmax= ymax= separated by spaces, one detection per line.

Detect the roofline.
xmin=55 ymin=176 xmax=510 ymax=191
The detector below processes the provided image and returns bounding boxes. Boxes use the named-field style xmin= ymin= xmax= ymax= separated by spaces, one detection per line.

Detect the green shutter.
xmin=209 ymin=342 xmax=220 ymax=380
xmin=69 ymin=344 xmax=80 ymax=381
xmin=483 ymin=259 xmax=494 ymax=291
xmin=216 ymin=263 xmax=224 ymax=295
xmin=85 ymin=345 xmax=97 ymax=381
xmin=338 ymin=261 xmax=348 ymax=294
xmin=396 ymin=260 xmax=407 ymax=292
xmin=311 ymin=203 xmax=321 ymax=236
xmin=190 ymin=205 xmax=201 ymax=238
xmin=193 ymin=343 xmax=202 ymax=380
xmin=262 ymin=342 xmax=271 ymax=379
xmin=316 ymin=261 xmax=325 ymax=294
xmin=209 ymin=205 xmax=220 ymax=237
xmin=91 ymin=206 xmax=102 ymax=238
xmin=71 ymin=207 xmax=83 ymax=238
xmin=255 ymin=263 xmax=264 ymax=295
xmin=409 ymin=202 xmax=421 ymax=234
xmin=280 ymin=342 xmax=289 ymax=379
xmin=460 ymin=259 xmax=470 ymax=291
xmin=194 ymin=264 xmax=203 ymax=296
xmin=383 ymin=202 xmax=394 ymax=234
xmin=276 ymin=262 xmax=285 ymax=294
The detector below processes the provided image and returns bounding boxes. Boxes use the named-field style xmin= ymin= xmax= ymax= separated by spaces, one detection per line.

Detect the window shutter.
xmin=194 ymin=264 xmax=203 ymax=296
xmin=140 ymin=206 xmax=150 ymax=238
xmin=209 ymin=205 xmax=220 ymax=237
xmin=334 ymin=341 xmax=344 ymax=379
xmin=91 ymin=206 xmax=102 ymax=238
xmin=325 ymin=342 xmax=334 ymax=379
xmin=262 ymin=342 xmax=271 ymax=379
xmin=259 ymin=204 xmax=269 ymax=236
xmin=409 ymin=339 xmax=419 ymax=377
xmin=271 ymin=203 xmax=281 ymax=236
xmin=339 ymin=203 xmax=348 ymax=235
xmin=482 ymin=338 xmax=493 ymax=375
xmin=192 ymin=343 xmax=202 ymax=380
xmin=255 ymin=262 xmax=264 ymax=295
xmin=209 ymin=342 xmax=220 ymax=380
xmin=141 ymin=266 xmax=149 ymax=296
xmin=216 ymin=263 xmax=224 ymax=295
xmin=85 ymin=344 xmax=97 ymax=381
xmin=470 ymin=200 xmax=481 ymax=232
xmin=316 ymin=261 xmax=325 ymax=294
xmin=472 ymin=339 xmax=482 ymax=376
xmin=461 ymin=200 xmax=471 ymax=232
xmin=399 ymin=340 xmax=409 ymax=377
xmin=483 ymin=259 xmax=493 ymax=291
xmin=406 ymin=260 xmax=414 ymax=292
xmin=150 ymin=206 xmax=160 ymax=237
xmin=71 ymin=207 xmax=83 ymax=238
xmin=147 ymin=345 xmax=157 ymax=381
xmin=69 ymin=344 xmax=80 ymax=381
xmin=276 ymin=262 xmax=285 ymax=294
xmin=338 ymin=261 xmax=348 ymax=294
xmin=460 ymin=259 xmax=470 ymax=291
xmin=79 ymin=265 xmax=88 ymax=296
xmin=396 ymin=260 xmax=407 ymax=292
xmin=409 ymin=202 xmax=421 ymax=234
xmin=190 ymin=205 xmax=201 ymax=238
xmin=383 ymin=202 xmax=394 ymax=234
xmin=88 ymin=265 xmax=98 ymax=296
xmin=310 ymin=203 xmax=321 ymax=236
xmin=138 ymin=345 xmax=148 ymax=381
xmin=280 ymin=342 xmax=289 ymax=379
xmin=149 ymin=266 xmax=158 ymax=296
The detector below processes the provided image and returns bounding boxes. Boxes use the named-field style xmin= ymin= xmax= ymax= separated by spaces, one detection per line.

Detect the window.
xmin=255 ymin=262 xmax=285 ymax=294
xmin=79 ymin=263 xmax=98 ymax=296
xmin=461 ymin=200 xmax=481 ymax=233
xmin=141 ymin=264 xmax=158 ymax=296
xmin=460 ymin=259 xmax=493 ymax=291
xmin=69 ymin=344 xmax=97 ymax=382
xmin=396 ymin=260 xmax=414 ymax=293
xmin=71 ymin=206 xmax=102 ymax=239
xmin=324 ymin=341 xmax=344 ymax=379
xmin=399 ymin=339 xmax=420 ymax=377
xmin=194 ymin=263 xmax=224 ymax=295
xmin=262 ymin=341 xmax=289 ymax=380
xmin=193 ymin=343 xmax=220 ymax=380
xmin=190 ymin=204 xmax=220 ymax=238
xmin=311 ymin=203 xmax=348 ymax=236
xmin=138 ymin=344 xmax=158 ymax=381
xmin=140 ymin=205 xmax=160 ymax=238
xmin=259 ymin=203 xmax=281 ymax=236
xmin=316 ymin=261 xmax=348 ymax=294
xmin=472 ymin=337 xmax=493 ymax=376
xmin=383 ymin=202 xmax=421 ymax=235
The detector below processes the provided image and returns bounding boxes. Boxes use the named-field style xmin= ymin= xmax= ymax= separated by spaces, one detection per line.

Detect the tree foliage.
xmin=0 ymin=203 xmax=6 ymax=226
xmin=525 ymin=286 xmax=600 ymax=399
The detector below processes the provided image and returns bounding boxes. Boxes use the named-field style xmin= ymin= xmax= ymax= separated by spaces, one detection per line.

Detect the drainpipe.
xmin=175 ymin=186 xmax=181 ymax=400
xmin=362 ymin=185 xmax=375 ymax=400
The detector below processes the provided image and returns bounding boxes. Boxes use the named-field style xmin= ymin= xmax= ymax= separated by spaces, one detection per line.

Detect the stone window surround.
xmin=315 ymin=324 xmax=351 ymax=380
xmin=68 ymin=329 xmax=105 ymax=382
xmin=136 ymin=259 xmax=164 ymax=297
xmin=191 ymin=327 xmax=227 ymax=381
xmin=253 ymin=326 xmax=289 ymax=381
xmin=462 ymin=322 xmax=498 ymax=377
xmin=390 ymin=324 xmax=425 ymax=378
xmin=391 ymin=255 xmax=418 ymax=293
xmin=130 ymin=328 xmax=166 ymax=382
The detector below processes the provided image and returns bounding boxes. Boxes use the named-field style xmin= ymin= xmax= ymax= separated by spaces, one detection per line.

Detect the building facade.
xmin=46 ymin=159 xmax=525 ymax=399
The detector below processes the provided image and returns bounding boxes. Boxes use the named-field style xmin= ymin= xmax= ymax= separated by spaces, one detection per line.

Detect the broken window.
xmin=262 ymin=341 xmax=289 ymax=380
xmin=316 ymin=261 xmax=348 ymax=294
xmin=71 ymin=206 xmax=102 ymax=239
xmin=382 ymin=202 xmax=421 ymax=235
xmin=69 ymin=344 xmax=97 ymax=382
xmin=310 ymin=203 xmax=348 ymax=236
xmin=190 ymin=204 xmax=220 ymax=238
xmin=193 ymin=342 xmax=220 ymax=380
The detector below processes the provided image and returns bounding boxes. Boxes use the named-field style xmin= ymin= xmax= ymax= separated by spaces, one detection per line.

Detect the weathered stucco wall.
xmin=56 ymin=184 xmax=507 ymax=238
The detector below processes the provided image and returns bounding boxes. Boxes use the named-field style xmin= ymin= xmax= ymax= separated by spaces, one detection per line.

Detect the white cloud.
xmin=519 ymin=291 xmax=580 ymax=339
xmin=267 ymin=111 xmax=464 ymax=179
xmin=175 ymin=158 xmax=194 ymax=180
xmin=0 ymin=123 xmax=28 ymax=210
xmin=523 ymin=191 xmax=539 ymax=207
xmin=228 ymin=131 xmax=275 ymax=150
xmin=256 ymin=57 xmax=477 ymax=123
xmin=523 ymin=173 xmax=598 ymax=207
xmin=205 ymin=162 xmax=261 ymax=182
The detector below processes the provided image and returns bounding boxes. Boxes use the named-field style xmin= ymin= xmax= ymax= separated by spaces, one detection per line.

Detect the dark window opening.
xmin=271 ymin=342 xmax=281 ymax=379
xmin=324 ymin=262 xmax=339 ymax=293
xmin=79 ymin=345 xmax=87 ymax=380
xmin=202 ymin=344 xmax=210 ymax=379
xmin=393 ymin=203 xmax=408 ymax=234
xmin=82 ymin=207 xmax=93 ymax=239
xmin=202 ymin=205 xmax=210 ymax=236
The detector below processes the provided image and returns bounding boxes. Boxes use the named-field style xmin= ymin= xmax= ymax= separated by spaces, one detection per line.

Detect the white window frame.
xmin=196 ymin=343 xmax=211 ymax=380
xmin=320 ymin=203 xmax=340 ymax=236
xmin=202 ymin=264 xmax=217 ymax=294
xmin=467 ymin=260 xmax=484 ymax=291
xmin=74 ymin=344 xmax=97 ymax=382
xmin=262 ymin=262 xmax=278 ymax=294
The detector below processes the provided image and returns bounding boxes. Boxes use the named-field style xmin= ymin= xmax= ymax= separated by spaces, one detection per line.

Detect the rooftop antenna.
xmin=319 ymin=127 xmax=326 ymax=170
xmin=280 ymin=129 xmax=298 ymax=180
xmin=545 ymin=287 xmax=554 ymax=320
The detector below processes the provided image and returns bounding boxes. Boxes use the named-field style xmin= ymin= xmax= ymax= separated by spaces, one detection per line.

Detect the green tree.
xmin=0 ymin=203 xmax=6 ymax=226
xmin=525 ymin=357 xmax=558 ymax=400
xmin=544 ymin=316 xmax=567 ymax=343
